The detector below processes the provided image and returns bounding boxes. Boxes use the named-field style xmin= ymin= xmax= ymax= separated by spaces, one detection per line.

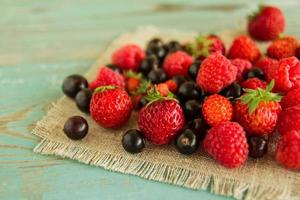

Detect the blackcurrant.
xmin=178 ymin=81 xmax=204 ymax=102
xmin=63 ymin=116 xmax=89 ymax=140
xmin=75 ymin=88 xmax=92 ymax=113
xmin=188 ymin=61 xmax=202 ymax=80
xmin=122 ymin=129 xmax=145 ymax=154
xmin=188 ymin=118 xmax=209 ymax=141
xmin=106 ymin=64 xmax=123 ymax=74
xmin=183 ymin=100 xmax=202 ymax=120
xmin=140 ymin=55 xmax=158 ymax=76
xmin=220 ymin=82 xmax=242 ymax=98
xmin=62 ymin=75 xmax=88 ymax=98
xmin=245 ymin=68 xmax=265 ymax=80
xmin=165 ymin=40 xmax=182 ymax=53
xmin=247 ymin=136 xmax=268 ymax=158
xmin=175 ymin=129 xmax=199 ymax=155
xmin=147 ymin=68 xmax=167 ymax=84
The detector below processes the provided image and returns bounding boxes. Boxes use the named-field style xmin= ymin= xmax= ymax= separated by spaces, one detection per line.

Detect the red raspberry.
xmin=241 ymin=78 xmax=267 ymax=90
xmin=248 ymin=6 xmax=285 ymax=41
xmin=196 ymin=53 xmax=237 ymax=93
xmin=227 ymin=36 xmax=261 ymax=63
xmin=111 ymin=44 xmax=145 ymax=71
xmin=90 ymin=86 xmax=132 ymax=128
xmin=203 ymin=122 xmax=248 ymax=168
xmin=163 ymin=51 xmax=193 ymax=77
xmin=280 ymin=87 xmax=300 ymax=109
xmin=202 ymin=94 xmax=233 ymax=127
xmin=230 ymin=58 xmax=253 ymax=81
xmin=275 ymin=130 xmax=300 ymax=170
xmin=271 ymin=57 xmax=300 ymax=93
xmin=89 ymin=67 xmax=125 ymax=90
xmin=278 ymin=105 xmax=300 ymax=136
xmin=267 ymin=36 xmax=299 ymax=60
xmin=255 ymin=57 xmax=278 ymax=81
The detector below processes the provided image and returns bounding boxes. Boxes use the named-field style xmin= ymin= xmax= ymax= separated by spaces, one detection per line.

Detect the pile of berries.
xmin=61 ymin=5 xmax=300 ymax=170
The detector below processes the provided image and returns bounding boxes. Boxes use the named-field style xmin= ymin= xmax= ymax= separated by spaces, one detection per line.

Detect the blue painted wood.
xmin=0 ymin=0 xmax=299 ymax=199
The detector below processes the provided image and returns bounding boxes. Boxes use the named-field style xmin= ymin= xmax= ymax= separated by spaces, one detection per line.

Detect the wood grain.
xmin=0 ymin=0 xmax=299 ymax=199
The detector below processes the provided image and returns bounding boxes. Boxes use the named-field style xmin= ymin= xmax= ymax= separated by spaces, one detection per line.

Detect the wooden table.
xmin=1 ymin=0 xmax=299 ymax=199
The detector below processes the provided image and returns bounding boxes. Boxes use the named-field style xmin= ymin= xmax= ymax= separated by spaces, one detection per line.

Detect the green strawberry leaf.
xmin=94 ymin=85 xmax=116 ymax=93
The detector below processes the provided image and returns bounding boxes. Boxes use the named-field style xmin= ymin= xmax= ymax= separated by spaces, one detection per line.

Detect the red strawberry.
xmin=278 ymin=105 xmax=300 ymax=136
xmin=203 ymin=122 xmax=248 ymax=168
xmin=125 ymin=70 xmax=142 ymax=93
xmin=157 ymin=83 xmax=169 ymax=97
xmin=271 ymin=57 xmax=300 ymax=93
xmin=138 ymin=88 xmax=185 ymax=145
xmin=202 ymin=94 xmax=233 ymax=127
xmin=241 ymin=78 xmax=267 ymax=90
xmin=234 ymin=80 xmax=282 ymax=135
xmin=267 ymin=36 xmax=299 ymax=60
xmin=165 ymin=79 xmax=178 ymax=93
xmin=230 ymin=58 xmax=253 ymax=81
xmin=255 ymin=57 xmax=278 ymax=81
xmin=248 ymin=6 xmax=285 ymax=41
xmin=111 ymin=44 xmax=145 ymax=71
xmin=90 ymin=86 xmax=132 ymax=128
xmin=89 ymin=67 xmax=125 ymax=90
xmin=188 ymin=34 xmax=225 ymax=60
xmin=196 ymin=53 xmax=237 ymax=93
xmin=163 ymin=51 xmax=193 ymax=77
xmin=280 ymin=87 xmax=300 ymax=109
xmin=228 ymin=36 xmax=261 ymax=63
xmin=276 ymin=130 xmax=300 ymax=170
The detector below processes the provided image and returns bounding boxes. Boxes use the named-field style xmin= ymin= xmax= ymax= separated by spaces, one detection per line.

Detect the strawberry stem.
xmin=240 ymin=79 xmax=282 ymax=114
xmin=145 ymin=86 xmax=177 ymax=106
xmin=94 ymin=85 xmax=116 ymax=93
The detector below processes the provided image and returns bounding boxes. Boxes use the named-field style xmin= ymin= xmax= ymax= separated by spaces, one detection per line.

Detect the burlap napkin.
xmin=32 ymin=27 xmax=299 ymax=200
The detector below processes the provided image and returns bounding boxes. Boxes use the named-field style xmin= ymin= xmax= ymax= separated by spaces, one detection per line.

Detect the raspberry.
xmin=276 ymin=130 xmax=300 ymax=170
xmin=278 ymin=105 xmax=300 ymax=136
xmin=203 ymin=122 xmax=248 ymax=168
xmin=255 ymin=57 xmax=278 ymax=81
xmin=241 ymin=78 xmax=267 ymax=90
xmin=89 ymin=67 xmax=125 ymax=90
xmin=111 ymin=44 xmax=145 ymax=71
xmin=163 ymin=51 xmax=193 ymax=77
xmin=280 ymin=87 xmax=300 ymax=109
xmin=197 ymin=53 xmax=237 ymax=93
xmin=267 ymin=36 xmax=299 ymax=60
xmin=271 ymin=57 xmax=300 ymax=93
xmin=230 ymin=58 xmax=252 ymax=82
xmin=202 ymin=94 xmax=233 ymax=127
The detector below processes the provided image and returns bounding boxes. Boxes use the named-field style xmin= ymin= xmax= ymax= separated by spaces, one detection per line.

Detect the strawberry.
xmin=248 ymin=5 xmax=285 ymax=41
xmin=125 ymin=70 xmax=142 ymax=93
xmin=271 ymin=57 xmax=300 ymax=93
xmin=89 ymin=67 xmax=125 ymax=90
xmin=228 ymin=36 xmax=261 ymax=63
xmin=278 ymin=105 xmax=300 ymax=136
xmin=111 ymin=44 xmax=145 ymax=71
xmin=138 ymin=88 xmax=185 ymax=145
xmin=202 ymin=94 xmax=233 ymax=127
xmin=275 ymin=130 xmax=300 ymax=170
xmin=230 ymin=58 xmax=253 ymax=81
xmin=255 ymin=57 xmax=278 ymax=81
xmin=157 ymin=83 xmax=169 ymax=97
xmin=234 ymin=80 xmax=282 ymax=135
xmin=165 ymin=79 xmax=178 ymax=93
xmin=241 ymin=78 xmax=267 ymax=90
xmin=267 ymin=36 xmax=299 ymax=60
xmin=90 ymin=86 xmax=132 ymax=128
xmin=187 ymin=34 xmax=225 ymax=60
xmin=196 ymin=53 xmax=237 ymax=93
xmin=280 ymin=87 xmax=300 ymax=109
xmin=203 ymin=122 xmax=248 ymax=168
xmin=163 ymin=51 xmax=193 ymax=77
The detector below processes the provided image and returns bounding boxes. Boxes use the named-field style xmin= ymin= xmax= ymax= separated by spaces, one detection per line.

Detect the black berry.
xmin=136 ymin=96 xmax=148 ymax=110
xmin=220 ymin=82 xmax=242 ymax=98
xmin=106 ymin=64 xmax=123 ymax=74
xmin=75 ymin=88 xmax=92 ymax=113
xmin=165 ymin=40 xmax=182 ymax=53
xmin=188 ymin=118 xmax=209 ymax=141
xmin=172 ymin=75 xmax=188 ymax=88
xmin=147 ymin=38 xmax=164 ymax=49
xmin=63 ymin=116 xmax=89 ymax=140
xmin=175 ymin=129 xmax=199 ymax=155
xmin=245 ymin=68 xmax=265 ymax=80
xmin=147 ymin=68 xmax=167 ymax=84
xmin=178 ymin=81 xmax=204 ymax=102
xmin=183 ymin=100 xmax=202 ymax=120
xmin=188 ymin=61 xmax=202 ymax=80
xmin=247 ymin=136 xmax=268 ymax=158
xmin=122 ymin=129 xmax=145 ymax=154
xmin=146 ymin=46 xmax=167 ymax=64
xmin=62 ymin=75 xmax=88 ymax=98
xmin=140 ymin=55 xmax=158 ymax=75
